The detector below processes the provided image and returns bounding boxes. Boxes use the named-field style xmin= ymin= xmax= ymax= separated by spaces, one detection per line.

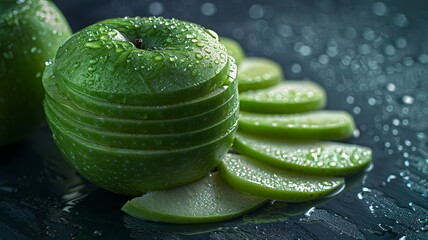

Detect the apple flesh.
xmin=0 ymin=0 xmax=71 ymax=145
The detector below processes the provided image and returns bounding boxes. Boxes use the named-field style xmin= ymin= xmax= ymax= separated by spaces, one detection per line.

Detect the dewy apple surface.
xmin=237 ymin=57 xmax=283 ymax=92
xmin=238 ymin=110 xmax=355 ymax=140
xmin=45 ymin=97 xmax=239 ymax=150
xmin=0 ymin=0 xmax=71 ymax=145
xmin=47 ymin=112 xmax=237 ymax=195
xmin=239 ymin=81 xmax=327 ymax=114
xmin=234 ymin=133 xmax=372 ymax=176
xmin=220 ymin=37 xmax=246 ymax=66
xmin=219 ymin=153 xmax=344 ymax=202
xmin=45 ymin=88 xmax=237 ymax=135
xmin=122 ymin=173 xmax=267 ymax=224
xmin=52 ymin=17 xmax=231 ymax=106
xmin=43 ymin=16 xmax=239 ymax=196
xmin=45 ymin=59 xmax=237 ymax=120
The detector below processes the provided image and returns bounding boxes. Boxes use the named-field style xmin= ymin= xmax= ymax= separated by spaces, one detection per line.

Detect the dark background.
xmin=1 ymin=0 xmax=428 ymax=239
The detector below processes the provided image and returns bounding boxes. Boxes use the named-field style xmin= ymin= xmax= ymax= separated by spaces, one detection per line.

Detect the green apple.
xmin=219 ymin=153 xmax=344 ymax=202
xmin=220 ymin=37 xmax=245 ymax=66
xmin=53 ymin=17 xmax=230 ymax=106
xmin=43 ymin=61 xmax=238 ymax=135
xmin=43 ymin=17 xmax=238 ymax=195
xmin=0 ymin=0 xmax=71 ymax=145
xmin=122 ymin=173 xmax=267 ymax=224
xmin=233 ymin=132 xmax=373 ymax=176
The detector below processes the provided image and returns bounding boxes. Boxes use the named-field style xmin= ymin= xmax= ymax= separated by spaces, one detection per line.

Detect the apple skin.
xmin=52 ymin=17 xmax=230 ymax=106
xmin=0 ymin=0 xmax=71 ymax=145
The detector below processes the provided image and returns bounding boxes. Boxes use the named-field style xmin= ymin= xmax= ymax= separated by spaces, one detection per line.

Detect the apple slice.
xmin=44 ymin=61 xmax=237 ymax=120
xmin=45 ymin=98 xmax=238 ymax=150
xmin=233 ymin=133 xmax=372 ymax=176
xmin=122 ymin=173 xmax=267 ymax=224
xmin=239 ymin=111 xmax=355 ymax=140
xmin=218 ymin=154 xmax=344 ymax=202
xmin=220 ymin=37 xmax=245 ymax=66
xmin=53 ymin=17 xmax=231 ymax=106
xmin=237 ymin=57 xmax=283 ymax=92
xmin=239 ymin=81 xmax=326 ymax=114
xmin=46 ymin=84 xmax=238 ymax=134
xmin=46 ymin=111 xmax=237 ymax=195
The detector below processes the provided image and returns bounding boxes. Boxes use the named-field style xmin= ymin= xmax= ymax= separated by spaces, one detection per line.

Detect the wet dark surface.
xmin=2 ymin=0 xmax=428 ymax=239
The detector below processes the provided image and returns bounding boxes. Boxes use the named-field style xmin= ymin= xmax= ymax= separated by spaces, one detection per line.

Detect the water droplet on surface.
xmin=93 ymin=230 xmax=103 ymax=237
xmin=372 ymin=2 xmax=388 ymax=16
xmin=401 ymin=95 xmax=414 ymax=105
xmin=291 ymin=63 xmax=302 ymax=73
xmin=249 ymin=4 xmax=264 ymax=19
xmin=298 ymin=45 xmax=312 ymax=56
xmin=393 ymin=13 xmax=409 ymax=27
xmin=148 ymin=2 xmax=164 ymax=15
xmin=3 ymin=51 xmax=13 ymax=59
xmin=201 ymin=2 xmax=217 ymax=16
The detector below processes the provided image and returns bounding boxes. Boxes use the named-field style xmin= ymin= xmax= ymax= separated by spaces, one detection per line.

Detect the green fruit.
xmin=46 ymin=88 xmax=237 ymax=134
xmin=122 ymin=173 xmax=267 ymax=223
xmin=43 ymin=61 xmax=238 ymax=121
xmin=239 ymin=81 xmax=326 ymax=114
xmin=46 ymin=113 xmax=237 ymax=195
xmin=239 ymin=111 xmax=355 ymax=140
xmin=52 ymin=17 xmax=230 ymax=106
xmin=237 ymin=57 xmax=283 ymax=92
xmin=43 ymin=17 xmax=239 ymax=195
xmin=219 ymin=153 xmax=344 ymax=202
xmin=0 ymin=0 xmax=71 ymax=145
xmin=220 ymin=37 xmax=245 ymax=66
xmin=233 ymin=133 xmax=372 ymax=175
xmin=45 ymin=97 xmax=239 ymax=150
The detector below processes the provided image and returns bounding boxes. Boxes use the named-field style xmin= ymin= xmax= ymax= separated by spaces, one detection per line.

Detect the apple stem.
xmin=134 ymin=38 xmax=144 ymax=49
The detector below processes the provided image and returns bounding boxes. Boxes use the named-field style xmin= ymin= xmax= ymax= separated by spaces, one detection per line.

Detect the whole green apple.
xmin=0 ymin=0 xmax=71 ymax=145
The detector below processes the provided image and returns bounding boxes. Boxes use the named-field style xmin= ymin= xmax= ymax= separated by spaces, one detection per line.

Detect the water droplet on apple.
xmin=3 ymin=51 xmax=13 ymax=59
xmin=186 ymin=33 xmax=195 ymax=39
xmin=89 ymin=58 xmax=98 ymax=64
xmin=195 ymin=53 xmax=203 ymax=60
xmin=204 ymin=29 xmax=219 ymax=40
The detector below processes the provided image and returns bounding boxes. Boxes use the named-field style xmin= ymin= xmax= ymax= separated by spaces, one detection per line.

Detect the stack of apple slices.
xmin=42 ymin=17 xmax=239 ymax=196
xmin=121 ymin=38 xmax=372 ymax=224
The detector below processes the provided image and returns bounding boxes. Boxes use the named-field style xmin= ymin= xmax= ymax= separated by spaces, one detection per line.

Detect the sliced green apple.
xmin=237 ymin=57 xmax=283 ymax=92
xmin=218 ymin=153 xmax=344 ymax=202
xmin=239 ymin=81 xmax=326 ymax=114
xmin=220 ymin=37 xmax=245 ymax=66
xmin=45 ymin=98 xmax=238 ymax=150
xmin=45 ymin=111 xmax=238 ymax=195
xmin=45 ymin=84 xmax=238 ymax=134
xmin=46 ymin=61 xmax=237 ymax=120
xmin=239 ymin=111 xmax=355 ymax=140
xmin=233 ymin=133 xmax=372 ymax=176
xmin=122 ymin=173 xmax=267 ymax=224
xmin=53 ymin=17 xmax=230 ymax=106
